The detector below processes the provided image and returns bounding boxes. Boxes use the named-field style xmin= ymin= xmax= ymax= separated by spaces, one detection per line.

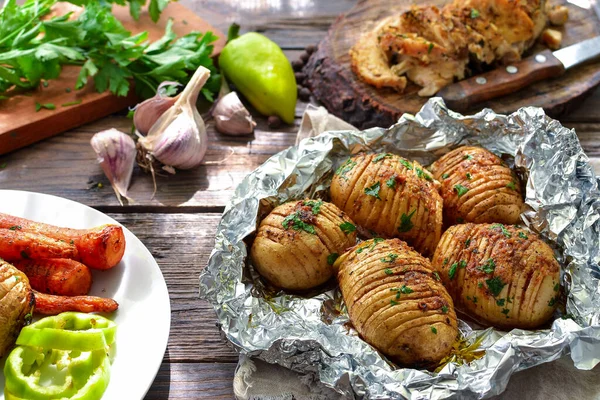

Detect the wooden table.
xmin=1 ymin=1 xmax=599 ymax=398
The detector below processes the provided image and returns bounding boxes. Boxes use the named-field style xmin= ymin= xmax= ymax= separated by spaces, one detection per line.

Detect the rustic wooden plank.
xmin=144 ymin=362 xmax=236 ymax=399
xmin=108 ymin=213 xmax=238 ymax=362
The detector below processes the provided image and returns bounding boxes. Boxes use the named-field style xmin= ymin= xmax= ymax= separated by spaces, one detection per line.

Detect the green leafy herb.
xmin=356 ymin=237 xmax=384 ymax=254
xmin=554 ymin=283 xmax=560 ymax=292
xmin=485 ymin=277 xmax=505 ymax=296
xmin=386 ymin=175 xmax=397 ymax=189
xmin=506 ymin=181 xmax=517 ymax=190
xmin=433 ymin=271 xmax=441 ymax=281
xmin=501 ymin=308 xmax=510 ymax=315
xmin=477 ymin=282 xmax=483 ymax=288
xmin=227 ymin=23 xmax=240 ymax=42
xmin=459 ymin=260 xmax=467 ymax=269
xmin=449 ymin=263 xmax=458 ymax=280
xmin=335 ymin=159 xmax=357 ymax=180
xmin=0 ymin=1 xmax=219 ymax=100
xmin=428 ymin=42 xmax=434 ymax=54
xmin=20 ymin=250 xmax=29 ymax=259
xmin=282 ymin=212 xmax=316 ymax=234
xmin=466 ymin=172 xmax=472 ymax=180
xmin=491 ymin=223 xmax=512 ymax=238
xmin=472 ymin=296 xmax=478 ymax=304
xmin=373 ymin=153 xmax=392 ymax=163
xmin=303 ymin=199 xmax=323 ymax=215
xmin=8 ymin=225 xmax=21 ymax=230
xmin=398 ymin=209 xmax=416 ymax=232
xmin=384 ymin=268 xmax=393 ymax=275
xmin=548 ymin=297 xmax=557 ymax=307
xmin=61 ymin=100 xmax=82 ymax=107
xmin=441 ymin=305 xmax=448 ymax=314
xmin=464 ymin=154 xmax=474 ymax=160
xmin=399 ymin=159 xmax=413 ymax=170
xmin=441 ymin=173 xmax=450 ymax=179
xmin=401 ymin=285 xmax=413 ymax=294
xmin=364 ymin=181 xmax=381 ymax=200
xmin=339 ymin=221 xmax=356 ymax=234
xmin=518 ymin=232 xmax=528 ymax=239
xmin=381 ymin=253 xmax=399 ymax=263
xmin=415 ymin=167 xmax=433 ymax=181
xmin=391 ymin=299 xmax=399 ymax=306
xmin=465 ymin=238 xmax=471 ymax=247
xmin=431 ymin=326 xmax=437 ymax=334
xmin=443 ymin=258 xmax=449 ymax=265
xmin=35 ymin=102 xmax=55 ymax=112
xmin=470 ymin=8 xmax=480 ymax=18
xmin=496 ymin=298 xmax=506 ymax=307
xmin=327 ymin=253 xmax=339 ymax=266
xmin=454 ymin=184 xmax=469 ymax=197
xmin=479 ymin=258 xmax=496 ymax=274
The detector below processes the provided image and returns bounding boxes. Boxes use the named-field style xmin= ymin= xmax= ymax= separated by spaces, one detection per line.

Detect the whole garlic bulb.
xmin=212 ymin=92 xmax=256 ymax=135
xmin=138 ymin=67 xmax=210 ymax=170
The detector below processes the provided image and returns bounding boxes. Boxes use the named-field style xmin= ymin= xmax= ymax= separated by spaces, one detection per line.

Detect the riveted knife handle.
xmin=437 ymin=50 xmax=565 ymax=112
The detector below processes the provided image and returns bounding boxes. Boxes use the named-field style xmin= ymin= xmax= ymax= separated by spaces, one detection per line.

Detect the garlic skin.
xmin=133 ymin=81 xmax=181 ymax=136
xmin=138 ymin=67 xmax=210 ymax=170
xmin=212 ymin=92 xmax=256 ymax=135
xmin=90 ymin=129 xmax=136 ymax=205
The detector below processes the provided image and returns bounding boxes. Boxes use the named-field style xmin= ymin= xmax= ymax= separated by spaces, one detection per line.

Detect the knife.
xmin=437 ymin=35 xmax=600 ymax=112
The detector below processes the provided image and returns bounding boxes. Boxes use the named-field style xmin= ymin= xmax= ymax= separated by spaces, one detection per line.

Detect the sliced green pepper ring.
xmin=16 ymin=312 xmax=116 ymax=351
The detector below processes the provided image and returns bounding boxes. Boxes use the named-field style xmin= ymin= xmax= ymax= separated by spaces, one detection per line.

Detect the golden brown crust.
xmin=336 ymin=238 xmax=458 ymax=366
xmin=330 ymin=153 xmax=443 ymax=256
xmin=431 ymin=223 xmax=560 ymax=329
xmin=429 ymin=146 xmax=524 ymax=225
xmin=251 ymin=200 xmax=357 ymax=291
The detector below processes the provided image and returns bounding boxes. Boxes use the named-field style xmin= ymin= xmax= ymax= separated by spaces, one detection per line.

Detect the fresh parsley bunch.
xmin=0 ymin=0 xmax=220 ymax=100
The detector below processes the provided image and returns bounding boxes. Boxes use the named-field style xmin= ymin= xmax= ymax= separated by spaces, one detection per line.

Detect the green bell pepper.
xmin=219 ymin=32 xmax=297 ymax=124
xmin=16 ymin=312 xmax=116 ymax=351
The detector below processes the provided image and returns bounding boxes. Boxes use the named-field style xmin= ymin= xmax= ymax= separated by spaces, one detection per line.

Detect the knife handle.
xmin=437 ymin=50 xmax=565 ymax=112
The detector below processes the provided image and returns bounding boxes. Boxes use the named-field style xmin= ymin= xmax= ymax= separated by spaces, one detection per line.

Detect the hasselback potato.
xmin=428 ymin=146 xmax=524 ymax=225
xmin=330 ymin=153 xmax=443 ymax=256
xmin=431 ymin=223 xmax=560 ymax=329
xmin=251 ymin=199 xmax=357 ymax=290
xmin=335 ymin=238 xmax=458 ymax=366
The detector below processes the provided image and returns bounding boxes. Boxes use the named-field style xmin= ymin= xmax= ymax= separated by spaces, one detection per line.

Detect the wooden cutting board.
xmin=0 ymin=3 xmax=226 ymax=156
xmin=303 ymin=0 xmax=600 ymax=129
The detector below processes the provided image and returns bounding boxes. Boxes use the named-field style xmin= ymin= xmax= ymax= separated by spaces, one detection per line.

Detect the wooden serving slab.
xmin=0 ymin=3 xmax=226 ymax=156
xmin=303 ymin=0 xmax=600 ymax=129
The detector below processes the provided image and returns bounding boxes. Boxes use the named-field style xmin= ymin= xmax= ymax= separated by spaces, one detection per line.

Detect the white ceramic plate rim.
xmin=0 ymin=190 xmax=171 ymax=400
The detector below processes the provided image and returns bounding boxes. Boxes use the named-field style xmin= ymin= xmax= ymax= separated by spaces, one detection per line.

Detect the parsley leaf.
xmin=386 ymin=175 xmax=397 ymax=189
xmin=339 ymin=221 xmax=356 ymax=234
xmin=390 ymin=299 xmax=399 ymax=306
xmin=449 ymin=263 xmax=458 ymax=279
xmin=454 ymin=184 xmax=469 ymax=197
xmin=399 ymin=159 xmax=413 ymax=170
xmin=441 ymin=173 xmax=450 ymax=179
xmin=35 ymin=102 xmax=55 ymax=111
xmin=470 ymin=8 xmax=480 ymax=18
xmin=415 ymin=167 xmax=432 ymax=181
xmin=384 ymin=268 xmax=393 ymax=275
xmin=466 ymin=172 xmax=472 ymax=180
xmin=554 ymin=283 xmax=560 ymax=292
xmin=459 ymin=260 xmax=467 ymax=269
xmin=401 ymin=285 xmax=413 ymax=294
xmin=496 ymin=298 xmax=506 ymax=307
xmin=364 ymin=181 xmax=381 ymax=199
xmin=398 ymin=209 xmax=416 ymax=233
xmin=373 ymin=153 xmax=392 ymax=163
xmin=518 ymin=232 xmax=528 ymax=239
xmin=506 ymin=181 xmax=517 ymax=190
xmin=465 ymin=238 xmax=471 ymax=247
xmin=441 ymin=305 xmax=448 ymax=313
xmin=303 ymin=199 xmax=323 ymax=215
xmin=381 ymin=253 xmax=399 ymax=263
xmin=479 ymin=258 xmax=496 ymax=274
xmin=491 ymin=223 xmax=511 ymax=238
xmin=431 ymin=326 xmax=437 ymax=334
xmin=335 ymin=159 xmax=356 ymax=180
xmin=282 ymin=212 xmax=315 ymax=234
xmin=485 ymin=277 xmax=505 ymax=296
xmin=327 ymin=253 xmax=339 ymax=265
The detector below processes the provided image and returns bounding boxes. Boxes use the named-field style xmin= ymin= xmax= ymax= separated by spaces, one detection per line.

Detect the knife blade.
xmin=437 ymin=36 xmax=600 ymax=112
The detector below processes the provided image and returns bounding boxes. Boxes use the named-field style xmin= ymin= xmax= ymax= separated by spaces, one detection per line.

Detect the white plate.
xmin=0 ymin=190 xmax=171 ymax=400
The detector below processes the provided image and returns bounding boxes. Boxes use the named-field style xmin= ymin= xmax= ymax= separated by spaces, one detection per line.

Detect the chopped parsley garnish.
xmin=282 ymin=212 xmax=316 ymax=234
xmin=485 ymin=277 xmax=505 ymax=296
xmin=386 ymin=176 xmax=397 ymax=189
xmin=454 ymin=184 xmax=469 ymax=197
xmin=465 ymin=238 xmax=471 ymax=247
xmin=472 ymin=296 xmax=478 ymax=304
xmin=381 ymin=253 xmax=399 ymax=263
xmin=554 ymin=283 xmax=560 ymax=292
xmin=477 ymin=282 xmax=483 ymax=288
xmin=464 ymin=154 xmax=474 ymax=160
xmin=431 ymin=326 xmax=437 ymax=334
xmin=399 ymin=159 xmax=413 ymax=170
xmin=466 ymin=172 xmax=472 ymax=180
xmin=401 ymin=285 xmax=413 ymax=294
xmin=8 ymin=225 xmax=21 ymax=230
xmin=364 ymin=181 xmax=381 ymax=200
xmin=433 ymin=271 xmax=441 ymax=281
xmin=356 ymin=238 xmax=384 ymax=254
xmin=448 ymin=263 xmax=458 ymax=280
xmin=459 ymin=260 xmax=467 ymax=269
xmin=501 ymin=308 xmax=510 ymax=315
xmin=391 ymin=299 xmax=399 ymax=306
xmin=506 ymin=181 xmax=517 ymax=190
xmin=415 ymin=167 xmax=433 ymax=181
xmin=398 ymin=209 xmax=416 ymax=232
xmin=441 ymin=305 xmax=448 ymax=314
xmin=384 ymin=268 xmax=393 ymax=275
xmin=548 ymin=297 xmax=558 ymax=307
xmin=491 ymin=223 xmax=511 ymax=238
xmin=518 ymin=232 xmax=528 ymax=239
xmin=428 ymin=43 xmax=434 ymax=54
xmin=443 ymin=258 xmax=449 ymax=265
xmin=303 ymin=199 xmax=323 ymax=215
xmin=70 ymin=239 xmax=75 ymax=245
xmin=441 ymin=173 xmax=450 ymax=179
xmin=327 ymin=253 xmax=339 ymax=265
xmin=20 ymin=250 xmax=29 ymax=259
xmin=339 ymin=222 xmax=356 ymax=234
xmin=496 ymin=298 xmax=506 ymax=307
xmin=479 ymin=258 xmax=496 ymax=274
xmin=336 ymin=159 xmax=357 ymax=180
xmin=62 ymin=100 xmax=82 ymax=107
xmin=373 ymin=153 xmax=392 ymax=163
xmin=35 ymin=102 xmax=55 ymax=112
xmin=470 ymin=8 xmax=480 ymax=18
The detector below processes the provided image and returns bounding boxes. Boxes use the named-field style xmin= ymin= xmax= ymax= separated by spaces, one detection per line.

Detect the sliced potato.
xmin=431 ymin=223 xmax=560 ymax=329
xmin=335 ymin=238 xmax=458 ymax=366
xmin=251 ymin=199 xmax=357 ymax=291
xmin=330 ymin=153 xmax=443 ymax=256
xmin=429 ymin=146 xmax=524 ymax=225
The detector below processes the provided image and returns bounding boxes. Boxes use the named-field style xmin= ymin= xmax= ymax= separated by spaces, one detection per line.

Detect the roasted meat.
xmin=0 ymin=259 xmax=34 ymax=357
xmin=351 ymin=0 xmax=553 ymax=96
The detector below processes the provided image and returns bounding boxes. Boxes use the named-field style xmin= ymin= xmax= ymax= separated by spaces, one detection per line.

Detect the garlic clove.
xmin=212 ymin=91 xmax=256 ymax=135
xmin=138 ymin=66 xmax=211 ymax=170
xmin=90 ymin=129 xmax=136 ymax=205
xmin=133 ymin=81 xmax=182 ymax=136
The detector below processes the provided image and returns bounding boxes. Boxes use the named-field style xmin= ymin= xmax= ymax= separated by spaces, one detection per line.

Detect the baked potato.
xmin=431 ymin=223 xmax=560 ymax=329
xmin=335 ymin=238 xmax=458 ymax=366
xmin=330 ymin=153 xmax=443 ymax=256
xmin=428 ymin=146 xmax=524 ymax=225
xmin=251 ymin=199 xmax=357 ymax=291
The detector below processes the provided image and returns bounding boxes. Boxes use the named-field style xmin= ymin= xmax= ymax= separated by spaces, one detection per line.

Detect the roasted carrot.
xmin=0 ymin=229 xmax=79 ymax=261
xmin=0 ymin=213 xmax=126 ymax=270
xmin=33 ymin=291 xmax=119 ymax=315
xmin=13 ymin=258 xmax=92 ymax=296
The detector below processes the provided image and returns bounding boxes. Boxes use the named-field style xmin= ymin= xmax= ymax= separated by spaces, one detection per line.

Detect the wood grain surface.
xmin=303 ymin=0 xmax=600 ymax=129
xmin=0 ymin=1 xmax=599 ymax=399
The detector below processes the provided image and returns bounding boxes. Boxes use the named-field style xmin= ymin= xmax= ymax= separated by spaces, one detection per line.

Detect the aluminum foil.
xmin=199 ymin=98 xmax=600 ymax=399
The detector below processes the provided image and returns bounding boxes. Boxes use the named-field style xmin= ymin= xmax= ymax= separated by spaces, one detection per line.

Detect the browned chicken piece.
xmin=351 ymin=0 xmax=556 ymax=96
xmin=0 ymin=259 xmax=34 ymax=357
xmin=349 ymin=19 xmax=407 ymax=92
